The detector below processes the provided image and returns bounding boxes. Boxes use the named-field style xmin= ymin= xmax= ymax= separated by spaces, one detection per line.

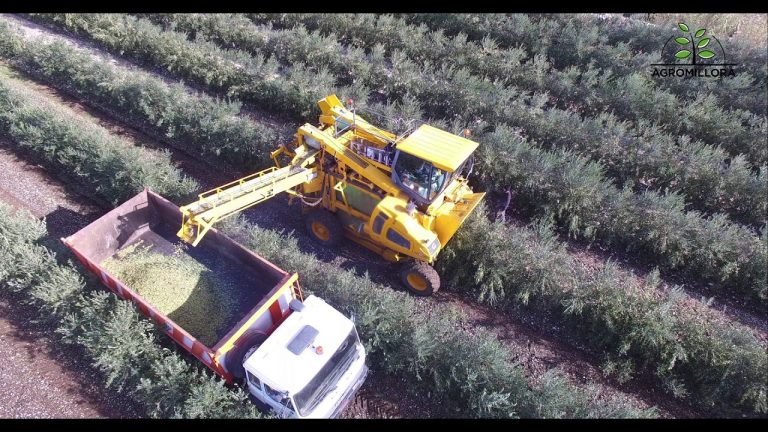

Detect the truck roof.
xmin=244 ymin=295 xmax=353 ymax=394
xmin=396 ymin=124 xmax=479 ymax=172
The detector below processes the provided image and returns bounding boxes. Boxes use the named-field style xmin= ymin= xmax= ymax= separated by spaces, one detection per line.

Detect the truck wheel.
xmin=225 ymin=329 xmax=267 ymax=380
xmin=305 ymin=209 xmax=343 ymax=248
xmin=399 ymin=261 xmax=440 ymax=296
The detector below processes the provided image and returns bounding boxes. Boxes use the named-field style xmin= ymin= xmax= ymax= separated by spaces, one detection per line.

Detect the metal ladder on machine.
xmin=177 ymin=163 xmax=318 ymax=246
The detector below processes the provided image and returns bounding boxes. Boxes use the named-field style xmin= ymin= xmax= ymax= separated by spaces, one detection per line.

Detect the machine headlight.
xmin=427 ymin=238 xmax=441 ymax=255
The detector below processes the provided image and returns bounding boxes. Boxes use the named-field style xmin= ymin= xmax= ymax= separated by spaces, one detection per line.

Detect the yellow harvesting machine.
xmin=177 ymin=95 xmax=485 ymax=295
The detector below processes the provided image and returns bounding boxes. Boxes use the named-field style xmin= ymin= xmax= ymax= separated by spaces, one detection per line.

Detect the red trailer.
xmin=61 ymin=189 xmax=302 ymax=384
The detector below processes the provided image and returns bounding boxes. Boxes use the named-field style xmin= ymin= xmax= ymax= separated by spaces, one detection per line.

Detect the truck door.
xmin=246 ymin=371 xmax=262 ymax=395
xmin=263 ymin=383 xmax=297 ymax=418
xmin=246 ymin=371 xmax=293 ymax=417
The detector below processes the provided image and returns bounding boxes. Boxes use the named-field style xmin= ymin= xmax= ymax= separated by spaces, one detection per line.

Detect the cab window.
xmin=246 ymin=371 xmax=261 ymax=389
xmin=394 ymin=151 xmax=447 ymax=201
xmin=264 ymin=383 xmax=283 ymax=402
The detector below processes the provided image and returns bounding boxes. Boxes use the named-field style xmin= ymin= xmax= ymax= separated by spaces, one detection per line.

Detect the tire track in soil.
xmin=0 ymin=18 xmax=717 ymax=418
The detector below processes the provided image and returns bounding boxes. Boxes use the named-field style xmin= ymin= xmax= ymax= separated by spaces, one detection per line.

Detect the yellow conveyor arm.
xmin=177 ymin=163 xmax=318 ymax=246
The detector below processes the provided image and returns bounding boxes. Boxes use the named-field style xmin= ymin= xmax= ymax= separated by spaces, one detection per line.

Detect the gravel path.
xmin=0 ymin=137 xmax=136 ymax=418
xmin=0 ymin=299 xmax=140 ymax=418
xmin=0 ymin=140 xmax=100 ymax=238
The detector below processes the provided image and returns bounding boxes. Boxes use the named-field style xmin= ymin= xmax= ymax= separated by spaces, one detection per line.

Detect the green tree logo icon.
xmin=674 ymin=23 xmax=716 ymax=64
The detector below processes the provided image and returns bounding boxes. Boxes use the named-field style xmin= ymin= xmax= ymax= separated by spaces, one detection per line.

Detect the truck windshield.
xmin=293 ymin=327 xmax=359 ymax=417
xmin=394 ymin=151 xmax=448 ymax=202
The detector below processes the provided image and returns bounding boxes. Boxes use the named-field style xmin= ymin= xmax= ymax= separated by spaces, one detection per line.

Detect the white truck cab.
xmin=242 ymin=295 xmax=368 ymax=418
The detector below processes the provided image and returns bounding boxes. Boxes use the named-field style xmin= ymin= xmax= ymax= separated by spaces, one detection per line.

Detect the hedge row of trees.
xmin=0 ymin=20 xmax=287 ymax=170
xmin=406 ymin=13 xmax=767 ymax=120
xmin=35 ymin=12 xmax=765 ymax=304
xmin=472 ymin=125 xmax=767 ymax=305
xmin=0 ymin=76 xmax=197 ymax=205
xmin=572 ymin=13 xmax=768 ymax=117
xmin=4 ymin=14 xmax=760 ymax=416
xmin=0 ymin=203 xmax=263 ymax=418
xmin=438 ymin=205 xmax=767 ymax=415
xmin=240 ymin=13 xmax=766 ymax=225
xmin=251 ymin=13 xmax=767 ymax=169
xmin=0 ymin=37 xmax=654 ymax=416
xmin=0 ymin=147 xmax=656 ymax=420
xmin=24 ymin=13 xmax=368 ymax=121
xmin=180 ymin=13 xmax=767 ymax=301
xmin=218 ymin=217 xmax=656 ymax=418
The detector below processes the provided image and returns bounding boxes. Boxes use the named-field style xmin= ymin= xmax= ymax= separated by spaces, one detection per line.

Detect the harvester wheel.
xmin=305 ymin=210 xmax=343 ymax=247
xmin=225 ymin=329 xmax=267 ymax=380
xmin=399 ymin=261 xmax=440 ymax=296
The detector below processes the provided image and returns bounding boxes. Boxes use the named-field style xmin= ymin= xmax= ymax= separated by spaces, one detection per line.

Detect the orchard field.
xmin=0 ymin=13 xmax=765 ymax=418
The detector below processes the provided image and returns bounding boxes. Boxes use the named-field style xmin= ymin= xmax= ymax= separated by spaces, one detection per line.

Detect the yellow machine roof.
xmin=395 ymin=124 xmax=479 ymax=172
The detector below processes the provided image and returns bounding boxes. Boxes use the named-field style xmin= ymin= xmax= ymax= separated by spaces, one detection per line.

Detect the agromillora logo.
xmin=651 ymin=22 xmax=737 ymax=78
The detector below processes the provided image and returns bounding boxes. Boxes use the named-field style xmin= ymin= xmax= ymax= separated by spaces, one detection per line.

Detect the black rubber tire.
xmin=399 ymin=261 xmax=441 ymax=296
xmin=225 ymin=329 xmax=268 ymax=380
xmin=305 ymin=209 xmax=343 ymax=248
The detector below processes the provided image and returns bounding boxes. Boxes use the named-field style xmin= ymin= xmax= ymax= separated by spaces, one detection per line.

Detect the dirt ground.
xmin=0 ymin=299 xmax=141 ymax=418
xmin=0 ymin=138 xmax=137 ymax=418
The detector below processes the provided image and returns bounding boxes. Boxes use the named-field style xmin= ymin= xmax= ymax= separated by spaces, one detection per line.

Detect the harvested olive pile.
xmin=102 ymin=241 xmax=239 ymax=346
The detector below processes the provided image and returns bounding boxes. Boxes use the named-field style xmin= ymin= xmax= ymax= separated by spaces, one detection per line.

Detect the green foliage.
xmin=141 ymin=14 xmax=381 ymax=90
xmin=472 ymin=125 xmax=766 ymax=305
xmin=408 ymin=13 xmax=767 ymax=121
xmin=249 ymin=13 xmax=766 ymax=224
xmin=425 ymin=14 xmax=765 ymax=165
xmin=26 ymin=13 xmax=764 ymax=227
xmin=3 ymin=13 xmax=764 ymax=417
xmin=0 ymin=76 xmax=197 ymax=205
xmin=218 ymin=217 xmax=655 ymax=418
xmin=0 ymin=20 xmax=287 ymax=171
xmin=438 ymin=205 xmax=768 ymax=415
xmin=0 ymin=159 xmax=654 ymax=418
xmin=533 ymin=370 xmax=655 ymax=418
xmin=24 ymin=13 xmax=364 ymax=121
xmin=0 ymin=204 xmax=261 ymax=418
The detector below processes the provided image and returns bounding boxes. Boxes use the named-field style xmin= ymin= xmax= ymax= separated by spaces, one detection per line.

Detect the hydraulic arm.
xmin=177 ymin=151 xmax=319 ymax=246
